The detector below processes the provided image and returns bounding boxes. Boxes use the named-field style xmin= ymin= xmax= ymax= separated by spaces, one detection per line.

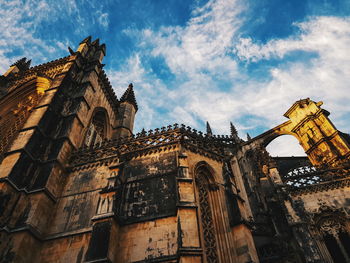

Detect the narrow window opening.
xmin=85 ymin=111 xmax=107 ymax=147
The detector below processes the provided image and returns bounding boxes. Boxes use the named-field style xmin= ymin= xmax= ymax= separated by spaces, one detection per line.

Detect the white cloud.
xmin=113 ymin=0 xmax=246 ymax=133
xmin=112 ymin=10 xmax=350 ymax=157
xmin=97 ymin=11 xmax=109 ymax=29
xmin=107 ymin=54 xmax=173 ymax=130
xmin=2 ymin=0 xmax=349 ymax=157
xmin=266 ymin=135 xmax=306 ymax=157
xmin=0 ymin=0 xmax=110 ymax=73
xmin=236 ymin=17 xmax=350 ymax=62
xmin=145 ymin=0 xmax=244 ymax=77
xmin=235 ymin=16 xmax=350 ymax=126
xmin=0 ymin=0 xmax=71 ymax=71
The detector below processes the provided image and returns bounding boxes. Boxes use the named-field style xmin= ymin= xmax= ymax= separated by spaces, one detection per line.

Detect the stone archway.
xmin=245 ymin=98 xmax=350 ymax=167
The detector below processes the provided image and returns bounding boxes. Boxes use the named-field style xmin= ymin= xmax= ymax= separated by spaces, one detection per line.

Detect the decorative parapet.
xmin=5 ymin=56 xmax=71 ymax=90
xmin=69 ymin=123 xmax=238 ymax=168
xmin=280 ymin=165 xmax=350 ymax=196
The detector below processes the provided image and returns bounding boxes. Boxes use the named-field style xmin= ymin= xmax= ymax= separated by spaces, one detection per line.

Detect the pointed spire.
xmin=230 ymin=122 xmax=237 ymax=136
xmin=68 ymin=46 xmax=75 ymax=55
xmin=247 ymin=133 xmax=251 ymax=141
xmin=91 ymin=38 xmax=100 ymax=46
xmin=120 ymin=83 xmax=138 ymax=111
xmin=80 ymin=36 xmax=92 ymax=44
xmin=206 ymin=121 xmax=213 ymax=136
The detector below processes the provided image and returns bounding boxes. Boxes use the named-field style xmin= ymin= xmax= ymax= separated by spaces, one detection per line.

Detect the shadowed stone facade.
xmin=0 ymin=37 xmax=349 ymax=263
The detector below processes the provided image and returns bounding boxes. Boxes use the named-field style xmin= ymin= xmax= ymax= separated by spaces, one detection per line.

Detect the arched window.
xmin=318 ymin=217 xmax=350 ymax=263
xmin=84 ymin=110 xmax=108 ymax=147
xmin=195 ymin=163 xmax=219 ymax=263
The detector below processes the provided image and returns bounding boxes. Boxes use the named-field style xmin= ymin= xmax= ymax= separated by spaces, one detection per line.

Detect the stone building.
xmin=0 ymin=37 xmax=349 ymax=263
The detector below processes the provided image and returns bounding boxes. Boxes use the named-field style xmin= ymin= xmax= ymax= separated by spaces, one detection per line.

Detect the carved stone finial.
xmin=247 ymin=133 xmax=251 ymax=141
xmin=230 ymin=122 xmax=238 ymax=136
xmin=80 ymin=36 xmax=92 ymax=44
xmin=91 ymin=38 xmax=100 ymax=46
xmin=206 ymin=121 xmax=213 ymax=137
xmin=68 ymin=46 xmax=75 ymax=55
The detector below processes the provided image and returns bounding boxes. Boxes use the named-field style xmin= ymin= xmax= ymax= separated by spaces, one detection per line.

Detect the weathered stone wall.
xmin=38 ymin=233 xmax=90 ymax=263
xmin=0 ymin=38 xmax=123 ymax=262
xmin=47 ymin=166 xmax=111 ymax=235
xmin=115 ymin=216 xmax=178 ymax=262
xmin=286 ymin=187 xmax=350 ymax=223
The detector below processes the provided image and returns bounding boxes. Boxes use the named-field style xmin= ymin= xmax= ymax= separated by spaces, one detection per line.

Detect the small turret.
xmin=206 ymin=121 xmax=213 ymax=137
xmin=230 ymin=122 xmax=237 ymax=136
xmin=120 ymin=83 xmax=138 ymax=111
xmin=76 ymin=36 xmax=106 ymax=63
xmin=115 ymin=83 xmax=138 ymax=138
xmin=3 ymin=57 xmax=31 ymax=77
xmin=230 ymin=122 xmax=240 ymax=143
xmin=247 ymin=133 xmax=251 ymax=141
xmin=1 ymin=58 xmax=31 ymax=98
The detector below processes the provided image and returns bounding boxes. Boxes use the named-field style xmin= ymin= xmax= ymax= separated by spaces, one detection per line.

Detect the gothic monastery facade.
xmin=0 ymin=37 xmax=349 ymax=263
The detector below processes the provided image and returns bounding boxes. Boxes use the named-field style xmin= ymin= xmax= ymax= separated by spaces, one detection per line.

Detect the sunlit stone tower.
xmin=0 ymin=37 xmax=349 ymax=263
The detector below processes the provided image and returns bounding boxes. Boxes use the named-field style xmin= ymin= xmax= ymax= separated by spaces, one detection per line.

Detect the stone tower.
xmin=0 ymin=38 xmax=349 ymax=263
xmin=115 ymin=83 xmax=138 ymax=139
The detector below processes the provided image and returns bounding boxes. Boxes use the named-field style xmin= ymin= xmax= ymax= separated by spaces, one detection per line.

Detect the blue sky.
xmin=1 ymin=0 xmax=350 ymax=156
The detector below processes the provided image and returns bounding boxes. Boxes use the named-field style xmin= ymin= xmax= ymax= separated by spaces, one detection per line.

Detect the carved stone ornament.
xmin=319 ymin=218 xmax=345 ymax=236
xmin=196 ymin=173 xmax=219 ymax=263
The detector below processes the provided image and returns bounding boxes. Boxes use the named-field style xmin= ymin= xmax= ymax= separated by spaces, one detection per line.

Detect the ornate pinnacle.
xmin=80 ymin=36 xmax=92 ymax=44
xmin=120 ymin=83 xmax=138 ymax=111
xmin=11 ymin=57 xmax=31 ymax=71
xmin=68 ymin=46 xmax=75 ymax=55
xmin=91 ymin=38 xmax=100 ymax=46
xmin=206 ymin=121 xmax=213 ymax=136
xmin=247 ymin=133 xmax=251 ymax=141
xmin=230 ymin=122 xmax=237 ymax=136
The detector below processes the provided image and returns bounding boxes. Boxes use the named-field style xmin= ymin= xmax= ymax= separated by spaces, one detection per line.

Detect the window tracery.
xmin=196 ymin=167 xmax=218 ymax=263
xmin=84 ymin=110 xmax=107 ymax=147
xmin=317 ymin=217 xmax=350 ymax=263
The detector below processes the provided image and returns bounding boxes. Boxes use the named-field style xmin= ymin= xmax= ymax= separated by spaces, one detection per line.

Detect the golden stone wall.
xmin=1 ymin=37 xmax=349 ymax=263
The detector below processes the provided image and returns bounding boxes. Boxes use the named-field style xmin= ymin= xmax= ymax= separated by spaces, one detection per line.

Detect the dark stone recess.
xmin=8 ymin=153 xmax=38 ymax=189
xmin=0 ymin=233 xmax=15 ymax=263
xmin=0 ymin=193 xmax=11 ymax=218
xmin=273 ymin=156 xmax=311 ymax=177
xmin=225 ymin=190 xmax=242 ymax=227
xmin=85 ymin=221 xmax=111 ymax=261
